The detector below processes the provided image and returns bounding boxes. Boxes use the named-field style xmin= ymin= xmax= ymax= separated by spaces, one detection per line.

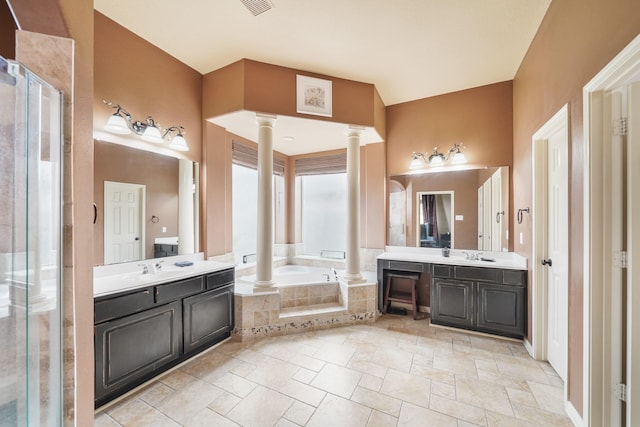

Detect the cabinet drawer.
xmin=206 ymin=268 xmax=235 ymax=290
xmin=388 ymin=261 xmax=424 ymax=273
xmin=503 ymin=269 xmax=527 ymax=285
xmin=155 ymin=276 xmax=204 ymax=304
xmin=454 ymin=266 xmax=501 ymax=283
xmin=94 ymin=288 xmax=154 ymax=324
xmin=433 ymin=265 xmax=452 ymax=278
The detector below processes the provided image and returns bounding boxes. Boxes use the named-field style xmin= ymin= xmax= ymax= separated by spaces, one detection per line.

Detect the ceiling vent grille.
xmin=240 ymin=0 xmax=274 ymax=16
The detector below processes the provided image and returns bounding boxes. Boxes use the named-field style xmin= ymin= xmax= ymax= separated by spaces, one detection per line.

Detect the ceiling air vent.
xmin=240 ymin=0 xmax=274 ymax=16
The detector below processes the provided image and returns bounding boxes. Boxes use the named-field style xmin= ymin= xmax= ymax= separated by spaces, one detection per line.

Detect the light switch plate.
xmin=455 ymin=215 xmax=464 ymax=221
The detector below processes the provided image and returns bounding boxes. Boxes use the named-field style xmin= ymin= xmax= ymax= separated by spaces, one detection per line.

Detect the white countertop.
xmin=94 ymin=253 xmax=235 ymax=298
xmin=378 ymin=246 xmax=527 ymax=270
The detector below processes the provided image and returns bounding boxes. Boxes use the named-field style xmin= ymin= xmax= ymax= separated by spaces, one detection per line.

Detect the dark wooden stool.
xmin=383 ymin=271 xmax=420 ymax=320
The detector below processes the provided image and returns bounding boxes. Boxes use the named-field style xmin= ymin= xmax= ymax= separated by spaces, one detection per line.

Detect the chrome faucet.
xmin=155 ymin=260 xmax=164 ymax=271
xmin=138 ymin=263 xmax=150 ymax=274
xmin=462 ymin=251 xmax=482 ymax=261
xmin=330 ymin=268 xmax=339 ymax=281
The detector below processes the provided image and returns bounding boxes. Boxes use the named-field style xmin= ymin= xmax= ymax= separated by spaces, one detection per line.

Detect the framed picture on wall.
xmin=296 ymin=75 xmax=332 ymax=117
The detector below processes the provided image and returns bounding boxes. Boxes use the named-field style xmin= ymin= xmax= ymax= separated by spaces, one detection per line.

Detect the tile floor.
xmin=94 ymin=315 xmax=573 ymax=427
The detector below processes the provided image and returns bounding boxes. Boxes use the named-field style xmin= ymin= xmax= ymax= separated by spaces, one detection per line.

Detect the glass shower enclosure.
xmin=0 ymin=57 xmax=63 ymax=425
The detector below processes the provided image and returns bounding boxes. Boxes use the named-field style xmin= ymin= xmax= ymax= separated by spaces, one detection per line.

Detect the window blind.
xmin=232 ymin=140 xmax=285 ymax=176
xmin=294 ymin=153 xmax=346 ymax=176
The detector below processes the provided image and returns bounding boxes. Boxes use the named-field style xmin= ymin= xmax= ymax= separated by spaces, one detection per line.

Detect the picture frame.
xmin=296 ymin=75 xmax=333 ymax=117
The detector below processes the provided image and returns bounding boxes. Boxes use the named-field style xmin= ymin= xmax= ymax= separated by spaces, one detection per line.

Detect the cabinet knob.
xmin=541 ymin=259 xmax=553 ymax=267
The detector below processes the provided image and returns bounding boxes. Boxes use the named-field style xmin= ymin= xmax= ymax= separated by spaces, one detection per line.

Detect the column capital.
xmin=256 ymin=113 xmax=277 ymax=127
xmin=345 ymin=125 xmax=366 ymax=138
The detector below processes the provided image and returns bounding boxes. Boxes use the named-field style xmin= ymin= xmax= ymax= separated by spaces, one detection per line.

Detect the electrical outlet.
xmin=519 ymin=232 xmax=524 ymax=245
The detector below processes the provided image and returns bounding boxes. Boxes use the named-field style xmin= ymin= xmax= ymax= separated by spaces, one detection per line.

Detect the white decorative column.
xmin=254 ymin=114 xmax=277 ymax=288
xmin=344 ymin=126 xmax=365 ymax=284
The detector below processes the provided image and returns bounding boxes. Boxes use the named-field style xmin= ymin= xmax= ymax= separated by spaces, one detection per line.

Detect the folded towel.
xmin=174 ymin=261 xmax=194 ymax=267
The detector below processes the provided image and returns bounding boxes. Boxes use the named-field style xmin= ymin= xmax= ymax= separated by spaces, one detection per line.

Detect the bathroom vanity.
xmin=377 ymin=247 xmax=527 ymax=339
xmin=93 ymin=256 xmax=234 ymax=407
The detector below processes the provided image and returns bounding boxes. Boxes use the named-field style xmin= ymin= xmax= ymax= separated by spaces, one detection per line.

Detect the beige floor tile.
xmin=283 ymin=400 xmax=315 ymax=425
xmin=229 ymin=360 xmax=257 ymax=377
xmin=411 ymin=352 xmax=435 ymax=368
xmin=380 ymin=369 xmax=431 ymax=408
xmin=352 ymin=386 xmax=403 ymax=417
xmin=477 ymin=369 xmax=530 ymax=391
xmin=207 ymin=389 xmax=242 ymax=415
xmin=367 ymin=409 xmax=398 ymax=427
xmin=181 ymin=407 xmax=240 ymax=427
xmin=245 ymin=357 xmax=300 ymax=389
xmin=370 ymin=347 xmax=414 ymax=373
xmin=94 ymin=412 xmax=120 ymax=427
xmin=212 ymin=372 xmax=258 ymax=398
xmin=527 ymin=381 xmax=566 ymax=414
xmin=455 ymin=376 xmax=513 ymax=417
xmin=493 ymin=354 xmax=550 ymax=384
xmin=307 ymin=393 xmax=371 ymax=427
xmin=278 ymin=378 xmax=326 ymax=407
xmin=292 ymin=366 xmax=317 ymax=384
xmin=138 ymin=381 xmax=173 ymax=407
xmin=429 ymin=394 xmax=487 ymax=426
xmin=107 ymin=398 xmax=181 ymax=427
xmin=458 ymin=420 xmax=482 ymax=427
xmin=347 ymin=359 xmax=389 ymax=378
xmin=155 ymin=378 xmax=223 ymax=423
xmin=226 ymin=385 xmax=294 ymax=427
xmin=486 ymin=410 xmax=538 ymax=427
xmin=410 ymin=364 xmax=456 ymax=385
xmin=505 ymin=387 xmax=538 ymax=408
xmin=359 ymin=373 xmax=384 ymax=392
xmin=511 ymin=403 xmax=574 ymax=426
xmin=431 ymin=381 xmax=456 ymax=400
xmin=181 ymin=353 xmax=243 ymax=383
xmin=475 ymin=358 xmax=499 ymax=373
xmin=312 ymin=341 xmax=358 ymax=366
xmin=160 ymin=369 xmax=198 ymax=390
xmin=311 ymin=363 xmax=362 ymax=398
xmin=398 ymin=401 xmax=457 ymax=427
xmin=469 ymin=336 xmax=514 ymax=356
xmin=289 ymin=352 xmax=326 ymax=372
xmin=274 ymin=418 xmax=299 ymax=427
xmin=433 ymin=353 xmax=478 ymax=377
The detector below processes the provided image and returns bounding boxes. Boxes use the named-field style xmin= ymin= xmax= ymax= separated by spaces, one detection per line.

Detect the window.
xmin=300 ymin=173 xmax=347 ymax=257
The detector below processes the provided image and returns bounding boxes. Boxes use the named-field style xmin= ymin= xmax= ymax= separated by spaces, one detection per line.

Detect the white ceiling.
xmin=95 ymin=0 xmax=551 ymax=155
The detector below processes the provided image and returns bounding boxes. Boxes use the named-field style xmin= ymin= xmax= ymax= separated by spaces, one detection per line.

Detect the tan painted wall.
xmin=94 ymin=12 xmax=203 ymax=164
xmin=203 ymin=59 xmax=379 ymax=129
xmin=93 ymin=141 xmax=179 ymax=264
xmin=386 ymin=81 xmax=513 ymax=177
xmin=513 ymin=0 xmax=640 ymax=415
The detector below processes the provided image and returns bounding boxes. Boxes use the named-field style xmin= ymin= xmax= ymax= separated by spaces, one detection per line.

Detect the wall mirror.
xmin=389 ymin=166 xmax=510 ymax=251
xmin=93 ymin=140 xmax=199 ymax=265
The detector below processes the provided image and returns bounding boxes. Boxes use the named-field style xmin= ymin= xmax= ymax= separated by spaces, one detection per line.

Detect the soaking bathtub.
xmin=237 ymin=264 xmax=341 ymax=287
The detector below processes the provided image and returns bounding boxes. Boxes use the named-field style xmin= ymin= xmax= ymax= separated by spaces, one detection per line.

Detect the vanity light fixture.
xmin=411 ymin=142 xmax=467 ymax=169
xmin=103 ymin=100 xmax=189 ymax=151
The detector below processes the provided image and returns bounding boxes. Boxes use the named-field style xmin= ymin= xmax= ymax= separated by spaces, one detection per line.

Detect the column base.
xmin=341 ymin=273 xmax=366 ymax=285
xmin=254 ymin=280 xmax=276 ymax=291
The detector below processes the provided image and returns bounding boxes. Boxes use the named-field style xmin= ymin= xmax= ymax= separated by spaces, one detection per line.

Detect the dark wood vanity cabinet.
xmin=94 ymin=268 xmax=234 ymax=407
xmin=431 ymin=265 xmax=526 ymax=338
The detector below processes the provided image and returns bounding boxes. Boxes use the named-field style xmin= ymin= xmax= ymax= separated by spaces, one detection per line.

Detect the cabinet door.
xmin=431 ymin=279 xmax=473 ymax=328
xmin=95 ymin=301 xmax=181 ymax=405
xmin=476 ymin=283 xmax=525 ymax=338
xmin=183 ymin=283 xmax=234 ymax=354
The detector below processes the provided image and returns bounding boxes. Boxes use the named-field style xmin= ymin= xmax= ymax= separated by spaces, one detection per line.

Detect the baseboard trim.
xmin=566 ymin=400 xmax=583 ymax=427
xmin=523 ymin=338 xmax=534 ymax=358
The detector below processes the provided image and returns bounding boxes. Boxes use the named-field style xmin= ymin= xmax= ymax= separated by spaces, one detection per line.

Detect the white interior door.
xmin=491 ymin=169 xmax=503 ymax=252
xmin=478 ymin=186 xmax=484 ymax=249
xmin=546 ymin=122 xmax=569 ymax=382
xmin=104 ymin=181 xmax=145 ymax=264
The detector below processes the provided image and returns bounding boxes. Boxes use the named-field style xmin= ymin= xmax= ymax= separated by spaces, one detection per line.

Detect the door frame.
xmin=531 ymin=103 xmax=569 ymax=399
xmin=583 ymin=34 xmax=640 ymax=426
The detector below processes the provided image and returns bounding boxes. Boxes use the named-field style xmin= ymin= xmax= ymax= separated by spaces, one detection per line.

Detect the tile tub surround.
xmin=233 ymin=282 xmax=378 ymax=341
xmin=95 ymin=315 xmax=573 ymax=427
